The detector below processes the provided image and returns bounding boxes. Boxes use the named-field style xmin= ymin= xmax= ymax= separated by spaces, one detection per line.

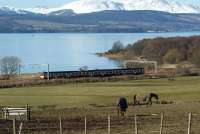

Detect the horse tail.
xmin=133 ymin=95 xmax=137 ymax=106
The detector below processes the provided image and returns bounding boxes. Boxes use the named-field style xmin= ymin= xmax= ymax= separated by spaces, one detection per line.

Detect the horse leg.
xmin=133 ymin=100 xmax=137 ymax=106
xmin=122 ymin=111 xmax=125 ymax=117
xmin=136 ymin=101 xmax=138 ymax=106
xmin=117 ymin=107 xmax=120 ymax=117
xmin=149 ymin=97 xmax=152 ymax=106
xmin=150 ymin=101 xmax=152 ymax=106
xmin=146 ymin=100 xmax=151 ymax=107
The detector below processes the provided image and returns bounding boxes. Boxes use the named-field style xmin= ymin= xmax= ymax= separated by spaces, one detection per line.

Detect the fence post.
xmin=134 ymin=115 xmax=138 ymax=134
xmin=160 ymin=114 xmax=164 ymax=134
xmin=18 ymin=122 xmax=23 ymax=134
xmin=26 ymin=104 xmax=31 ymax=121
xmin=59 ymin=116 xmax=63 ymax=134
xmin=188 ymin=113 xmax=192 ymax=134
xmin=47 ymin=64 xmax=50 ymax=81
xmin=85 ymin=116 xmax=87 ymax=134
xmin=6 ymin=109 xmax=9 ymax=119
xmin=13 ymin=119 xmax=16 ymax=134
xmin=108 ymin=116 xmax=111 ymax=134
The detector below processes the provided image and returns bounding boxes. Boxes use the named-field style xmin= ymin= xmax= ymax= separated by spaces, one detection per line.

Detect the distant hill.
xmin=1 ymin=10 xmax=200 ymax=33
xmin=107 ymin=36 xmax=200 ymax=66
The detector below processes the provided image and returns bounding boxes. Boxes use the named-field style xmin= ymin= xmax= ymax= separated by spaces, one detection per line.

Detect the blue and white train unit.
xmin=41 ymin=68 xmax=144 ymax=80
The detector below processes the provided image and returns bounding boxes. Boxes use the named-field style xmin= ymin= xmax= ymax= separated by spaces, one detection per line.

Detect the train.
xmin=41 ymin=68 xmax=144 ymax=80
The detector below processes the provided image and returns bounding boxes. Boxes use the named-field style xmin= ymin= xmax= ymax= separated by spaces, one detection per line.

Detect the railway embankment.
xmin=0 ymin=75 xmax=145 ymax=89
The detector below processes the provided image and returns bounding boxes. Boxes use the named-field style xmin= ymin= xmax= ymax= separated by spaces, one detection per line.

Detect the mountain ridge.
xmin=1 ymin=10 xmax=200 ymax=33
xmin=0 ymin=0 xmax=200 ymax=15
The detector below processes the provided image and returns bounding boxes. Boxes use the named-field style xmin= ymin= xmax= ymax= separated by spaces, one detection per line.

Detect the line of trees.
xmin=0 ymin=56 xmax=21 ymax=79
xmin=108 ymin=36 xmax=200 ymax=66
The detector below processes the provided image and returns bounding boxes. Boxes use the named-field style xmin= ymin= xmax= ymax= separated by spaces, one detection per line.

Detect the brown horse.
xmin=133 ymin=93 xmax=159 ymax=107
xmin=117 ymin=97 xmax=128 ymax=116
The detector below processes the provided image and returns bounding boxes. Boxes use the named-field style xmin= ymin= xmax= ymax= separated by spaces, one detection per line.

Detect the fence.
xmin=1 ymin=104 xmax=31 ymax=121
xmin=0 ymin=113 xmax=199 ymax=134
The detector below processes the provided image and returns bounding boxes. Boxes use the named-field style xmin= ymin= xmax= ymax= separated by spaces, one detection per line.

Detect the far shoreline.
xmin=1 ymin=31 xmax=200 ymax=34
xmin=96 ymin=52 xmax=125 ymax=61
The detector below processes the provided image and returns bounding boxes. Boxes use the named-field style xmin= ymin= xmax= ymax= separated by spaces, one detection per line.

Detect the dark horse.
xmin=117 ymin=97 xmax=128 ymax=116
xmin=133 ymin=93 xmax=159 ymax=107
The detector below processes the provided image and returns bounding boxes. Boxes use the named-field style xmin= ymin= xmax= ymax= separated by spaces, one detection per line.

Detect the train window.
xmin=92 ymin=72 xmax=95 ymax=75
xmin=89 ymin=72 xmax=92 ymax=76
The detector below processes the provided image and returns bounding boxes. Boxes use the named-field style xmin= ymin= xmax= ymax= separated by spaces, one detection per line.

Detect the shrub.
xmin=190 ymin=47 xmax=200 ymax=66
xmin=109 ymin=41 xmax=124 ymax=53
xmin=163 ymin=49 xmax=183 ymax=64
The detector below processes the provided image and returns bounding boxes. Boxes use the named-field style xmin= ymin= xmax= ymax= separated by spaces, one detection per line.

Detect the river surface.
xmin=0 ymin=32 xmax=200 ymax=73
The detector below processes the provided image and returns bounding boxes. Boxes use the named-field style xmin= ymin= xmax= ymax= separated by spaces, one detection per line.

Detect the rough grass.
xmin=0 ymin=76 xmax=200 ymax=108
xmin=0 ymin=76 xmax=200 ymax=118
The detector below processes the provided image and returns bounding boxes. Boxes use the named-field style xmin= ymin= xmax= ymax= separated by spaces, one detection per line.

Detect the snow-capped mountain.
xmin=0 ymin=6 xmax=32 ymax=14
xmin=0 ymin=0 xmax=200 ymax=15
xmin=25 ymin=6 xmax=60 ymax=14
xmin=61 ymin=0 xmax=200 ymax=14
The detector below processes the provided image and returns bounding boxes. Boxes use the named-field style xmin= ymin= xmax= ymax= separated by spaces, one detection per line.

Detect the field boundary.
xmin=0 ymin=75 xmax=144 ymax=89
xmin=0 ymin=113 xmax=199 ymax=134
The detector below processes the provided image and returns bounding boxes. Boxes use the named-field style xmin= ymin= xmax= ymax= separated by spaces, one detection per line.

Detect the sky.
xmin=0 ymin=0 xmax=199 ymax=8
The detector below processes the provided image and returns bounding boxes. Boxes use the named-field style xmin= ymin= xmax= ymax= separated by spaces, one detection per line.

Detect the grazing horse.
xmin=133 ymin=93 xmax=159 ymax=107
xmin=117 ymin=97 xmax=128 ymax=116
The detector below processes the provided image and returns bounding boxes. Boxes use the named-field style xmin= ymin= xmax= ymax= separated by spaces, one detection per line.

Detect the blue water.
xmin=0 ymin=32 xmax=200 ymax=73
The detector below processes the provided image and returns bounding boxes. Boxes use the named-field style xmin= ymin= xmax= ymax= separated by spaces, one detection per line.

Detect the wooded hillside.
xmin=108 ymin=36 xmax=200 ymax=66
xmin=1 ymin=10 xmax=200 ymax=33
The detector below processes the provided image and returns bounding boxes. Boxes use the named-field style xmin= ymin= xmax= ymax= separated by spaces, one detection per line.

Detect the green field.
xmin=0 ymin=77 xmax=200 ymax=108
xmin=0 ymin=76 xmax=200 ymax=134
xmin=0 ymin=76 xmax=200 ymax=109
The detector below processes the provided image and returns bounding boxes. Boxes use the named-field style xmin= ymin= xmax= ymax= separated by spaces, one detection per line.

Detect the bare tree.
xmin=0 ymin=56 xmax=21 ymax=79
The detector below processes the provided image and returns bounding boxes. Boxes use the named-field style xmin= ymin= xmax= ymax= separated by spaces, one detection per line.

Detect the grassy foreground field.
xmin=0 ymin=76 xmax=200 ymax=134
xmin=0 ymin=76 xmax=200 ymax=108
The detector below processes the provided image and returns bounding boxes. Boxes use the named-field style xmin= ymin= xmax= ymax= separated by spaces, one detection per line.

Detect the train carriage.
xmin=42 ymin=68 xmax=144 ymax=80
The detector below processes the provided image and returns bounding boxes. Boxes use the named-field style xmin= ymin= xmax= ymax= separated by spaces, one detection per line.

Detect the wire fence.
xmin=0 ymin=113 xmax=199 ymax=134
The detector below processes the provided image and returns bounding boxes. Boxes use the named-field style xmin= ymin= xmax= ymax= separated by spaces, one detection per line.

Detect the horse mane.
xmin=150 ymin=93 xmax=159 ymax=100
